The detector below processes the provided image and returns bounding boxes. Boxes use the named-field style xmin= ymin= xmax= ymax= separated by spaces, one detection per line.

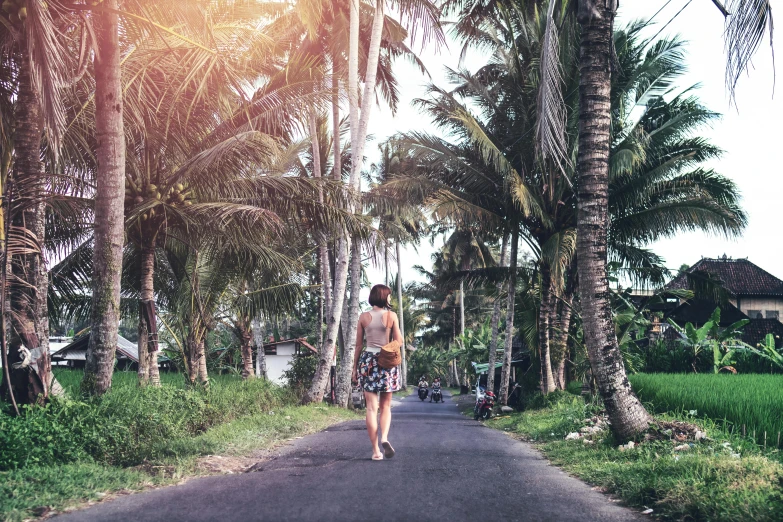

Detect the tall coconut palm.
xmin=573 ymin=0 xmax=652 ymax=438
xmin=390 ymin=3 xmax=746 ymax=409
xmin=304 ymin=0 xmax=442 ymax=404
xmin=0 ymin=0 xmax=76 ymax=405
xmin=82 ymin=0 xmax=126 ymax=395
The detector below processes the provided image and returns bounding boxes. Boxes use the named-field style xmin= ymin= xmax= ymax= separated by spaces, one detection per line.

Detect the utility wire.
xmin=649 ymin=0 xmax=675 ymax=24
xmin=649 ymin=0 xmax=695 ymax=43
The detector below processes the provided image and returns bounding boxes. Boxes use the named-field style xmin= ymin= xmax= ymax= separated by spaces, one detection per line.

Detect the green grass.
xmin=629 ymin=373 xmax=783 ymax=446
xmin=1 ymin=370 xmax=358 ymax=521
xmin=491 ymin=393 xmax=783 ymax=521
xmin=1 ymin=462 xmax=168 ymax=521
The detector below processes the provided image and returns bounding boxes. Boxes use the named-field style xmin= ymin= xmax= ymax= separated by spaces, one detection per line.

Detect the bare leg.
xmin=379 ymin=391 xmax=392 ymax=443
xmin=364 ymin=391 xmax=382 ymax=458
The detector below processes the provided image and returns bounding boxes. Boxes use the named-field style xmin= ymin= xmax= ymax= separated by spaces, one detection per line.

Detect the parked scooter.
xmin=431 ymin=387 xmax=443 ymax=403
xmin=418 ymin=385 xmax=429 ymax=401
xmin=474 ymin=390 xmax=496 ymax=420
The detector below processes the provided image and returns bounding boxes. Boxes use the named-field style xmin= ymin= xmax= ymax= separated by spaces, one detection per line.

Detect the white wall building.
xmin=263 ymin=338 xmax=318 ymax=385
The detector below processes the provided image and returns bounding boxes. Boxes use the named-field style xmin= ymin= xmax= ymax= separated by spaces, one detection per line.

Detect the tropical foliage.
xmin=0 ymin=0 xmax=774 ymax=444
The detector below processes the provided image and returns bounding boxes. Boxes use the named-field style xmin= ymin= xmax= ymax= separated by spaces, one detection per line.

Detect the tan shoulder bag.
xmin=377 ymin=311 xmax=402 ymax=370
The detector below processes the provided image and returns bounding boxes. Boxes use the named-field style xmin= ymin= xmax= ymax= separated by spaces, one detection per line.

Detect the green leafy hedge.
xmin=0 ymin=371 xmax=289 ymax=470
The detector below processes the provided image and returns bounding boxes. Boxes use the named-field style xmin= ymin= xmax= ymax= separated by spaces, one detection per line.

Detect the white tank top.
xmin=364 ymin=310 xmax=391 ymax=354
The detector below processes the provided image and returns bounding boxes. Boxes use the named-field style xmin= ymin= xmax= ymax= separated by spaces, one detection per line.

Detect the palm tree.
xmin=391 ymin=2 xmax=746 ymax=411
xmin=303 ymin=0 xmax=442 ymax=404
xmin=566 ymin=0 xmax=771 ymax=438
xmin=82 ymin=0 xmax=126 ymax=395
xmin=0 ymin=0 xmax=77 ymax=406
xmin=573 ymin=0 xmax=653 ymax=438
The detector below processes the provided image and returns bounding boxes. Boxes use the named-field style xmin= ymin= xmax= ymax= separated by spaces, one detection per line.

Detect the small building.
xmin=659 ymin=256 xmax=783 ymax=347
xmin=667 ymin=256 xmax=783 ymax=321
xmin=51 ymin=334 xmax=140 ymax=370
xmin=262 ymin=338 xmax=317 ymax=385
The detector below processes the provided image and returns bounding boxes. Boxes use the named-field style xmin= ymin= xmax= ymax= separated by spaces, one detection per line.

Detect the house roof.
xmin=664 ymin=299 xmax=748 ymax=327
xmin=740 ymin=319 xmax=783 ymax=348
xmin=667 ymin=257 xmax=783 ymax=297
xmin=262 ymin=338 xmax=318 ymax=354
xmin=51 ymin=333 xmax=139 ymax=362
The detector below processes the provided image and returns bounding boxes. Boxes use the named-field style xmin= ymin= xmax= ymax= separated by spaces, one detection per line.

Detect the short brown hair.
xmin=368 ymin=284 xmax=392 ymax=308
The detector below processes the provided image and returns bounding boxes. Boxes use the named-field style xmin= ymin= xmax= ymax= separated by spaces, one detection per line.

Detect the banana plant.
xmin=736 ymin=333 xmax=783 ymax=370
xmin=666 ymin=308 xmax=748 ymax=373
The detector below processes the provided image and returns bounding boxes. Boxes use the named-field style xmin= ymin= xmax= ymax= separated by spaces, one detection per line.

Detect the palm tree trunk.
xmin=486 ymin=234 xmax=508 ymax=395
xmin=239 ymin=322 xmax=254 ymax=380
xmin=251 ymin=315 xmax=266 ymax=378
xmin=553 ymin=298 xmax=573 ymax=389
xmin=451 ymin=358 xmax=460 ymax=388
xmin=553 ymin=261 xmax=576 ymax=390
xmin=304 ymin=0 xmax=380 ymax=405
xmin=309 ymin=108 xmax=330 ymax=347
xmin=332 ymin=61 xmax=342 ymax=183
xmin=385 ymin=245 xmax=389 ymax=286
xmin=396 ymin=240 xmax=407 ymax=388
xmin=349 ymin=0 xmax=385 ymax=188
xmin=334 ymin=239 xmax=361 ymax=407
xmin=82 ymin=0 xmax=126 ymax=395
xmin=499 ymin=228 xmax=519 ymax=405
xmin=137 ymin=244 xmax=153 ymax=385
xmin=459 ymin=280 xmax=465 ymax=336
xmin=6 ymin=49 xmax=47 ymax=404
xmin=538 ymin=265 xmax=556 ymax=394
xmin=186 ymin=330 xmax=200 ymax=384
xmin=577 ymin=0 xmax=651 ymax=439
xmin=348 ymin=0 xmax=360 ymax=185
xmin=303 ymin=236 xmax=349 ymax=403
xmin=197 ymin=338 xmax=208 ymax=385
xmin=34 ymin=202 xmax=55 ymax=394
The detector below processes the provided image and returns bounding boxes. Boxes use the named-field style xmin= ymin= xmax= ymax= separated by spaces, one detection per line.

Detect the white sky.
xmin=362 ymin=1 xmax=783 ymax=293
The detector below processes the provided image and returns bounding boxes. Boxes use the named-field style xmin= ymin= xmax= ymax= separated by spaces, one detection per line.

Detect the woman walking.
xmin=352 ymin=284 xmax=403 ymax=460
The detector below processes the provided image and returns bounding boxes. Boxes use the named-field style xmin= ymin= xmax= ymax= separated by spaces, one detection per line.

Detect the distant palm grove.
xmin=0 ymin=0 xmax=776 ymax=441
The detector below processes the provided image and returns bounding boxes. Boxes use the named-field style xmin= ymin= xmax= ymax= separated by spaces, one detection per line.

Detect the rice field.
xmin=630 ymin=373 xmax=783 ymax=446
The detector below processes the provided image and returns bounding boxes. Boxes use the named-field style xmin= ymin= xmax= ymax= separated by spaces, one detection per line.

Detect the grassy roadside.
xmin=482 ymin=393 xmax=783 ymax=521
xmin=2 ymin=405 xmax=357 ymax=521
xmin=1 ymin=371 xmax=359 ymax=522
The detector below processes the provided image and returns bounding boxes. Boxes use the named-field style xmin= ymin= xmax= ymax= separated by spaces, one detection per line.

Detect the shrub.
xmin=0 ymin=371 xmax=288 ymax=470
xmin=282 ymin=355 xmax=317 ymax=398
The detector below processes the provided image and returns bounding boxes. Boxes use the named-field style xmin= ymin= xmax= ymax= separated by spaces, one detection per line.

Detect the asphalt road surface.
xmin=55 ymin=390 xmax=642 ymax=521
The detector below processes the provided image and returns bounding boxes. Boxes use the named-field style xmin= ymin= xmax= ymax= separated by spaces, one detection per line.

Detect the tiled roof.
xmin=740 ymin=319 xmax=783 ymax=348
xmin=664 ymin=299 xmax=748 ymax=326
xmin=667 ymin=258 xmax=783 ymax=296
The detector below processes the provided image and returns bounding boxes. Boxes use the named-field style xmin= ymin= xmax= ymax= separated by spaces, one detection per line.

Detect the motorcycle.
xmin=474 ymin=390 xmax=496 ymax=420
xmin=431 ymin=387 xmax=443 ymax=403
xmin=418 ymin=386 xmax=429 ymax=401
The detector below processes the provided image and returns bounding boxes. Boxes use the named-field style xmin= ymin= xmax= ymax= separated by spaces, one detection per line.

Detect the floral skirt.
xmin=358 ymin=351 xmax=400 ymax=393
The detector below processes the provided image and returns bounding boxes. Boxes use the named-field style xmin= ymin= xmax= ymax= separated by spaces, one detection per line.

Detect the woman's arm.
xmin=391 ymin=312 xmax=403 ymax=344
xmin=351 ymin=314 xmax=365 ymax=381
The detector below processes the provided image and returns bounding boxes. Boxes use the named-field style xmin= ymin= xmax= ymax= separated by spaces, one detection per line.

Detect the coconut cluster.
xmin=125 ymin=181 xmax=193 ymax=221
xmin=2 ymin=0 xmax=31 ymax=26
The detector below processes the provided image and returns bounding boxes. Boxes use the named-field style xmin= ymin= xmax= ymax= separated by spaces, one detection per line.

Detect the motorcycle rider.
xmin=429 ymin=377 xmax=441 ymax=402
xmin=417 ymin=375 xmax=429 ymax=400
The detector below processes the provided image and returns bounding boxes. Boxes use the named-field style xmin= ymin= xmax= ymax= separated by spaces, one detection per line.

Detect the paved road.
xmin=56 ymin=391 xmax=641 ymax=521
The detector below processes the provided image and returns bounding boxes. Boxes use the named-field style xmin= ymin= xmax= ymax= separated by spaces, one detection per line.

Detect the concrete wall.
xmin=265 ymin=355 xmax=294 ymax=384
xmin=731 ymin=297 xmax=783 ymax=320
